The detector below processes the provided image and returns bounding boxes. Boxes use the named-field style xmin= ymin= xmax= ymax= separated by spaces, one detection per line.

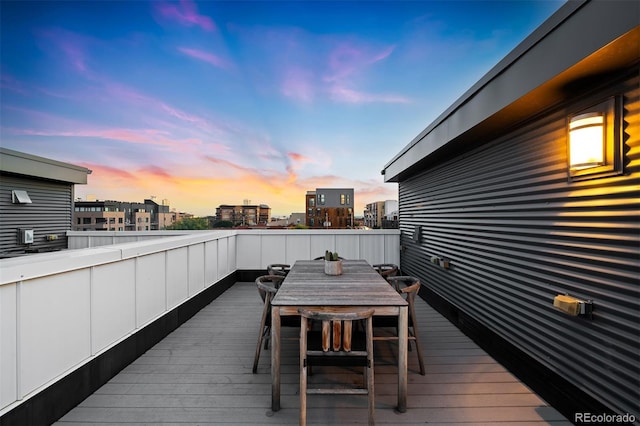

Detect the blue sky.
xmin=0 ymin=0 xmax=565 ymax=217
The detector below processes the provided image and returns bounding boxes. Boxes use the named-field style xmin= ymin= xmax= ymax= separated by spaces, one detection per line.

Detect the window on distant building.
xmin=83 ymin=217 xmax=91 ymax=224
xmin=340 ymin=194 xmax=345 ymax=205
xmin=309 ymin=197 xmax=315 ymax=207
xmin=319 ymin=194 xmax=325 ymax=205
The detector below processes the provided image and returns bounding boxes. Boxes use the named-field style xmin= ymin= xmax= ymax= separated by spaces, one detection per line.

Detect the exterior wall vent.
xmin=12 ymin=189 xmax=32 ymax=204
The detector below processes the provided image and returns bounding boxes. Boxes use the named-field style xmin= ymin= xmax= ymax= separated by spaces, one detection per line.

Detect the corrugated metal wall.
xmin=0 ymin=175 xmax=72 ymax=255
xmin=399 ymin=72 xmax=639 ymax=416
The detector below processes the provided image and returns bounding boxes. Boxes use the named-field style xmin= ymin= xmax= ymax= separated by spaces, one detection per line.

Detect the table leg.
xmin=271 ymin=306 xmax=281 ymax=411
xmin=397 ymin=306 xmax=408 ymax=412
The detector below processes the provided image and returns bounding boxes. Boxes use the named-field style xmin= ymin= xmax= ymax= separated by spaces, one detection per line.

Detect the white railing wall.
xmin=233 ymin=229 xmax=400 ymax=268
xmin=0 ymin=229 xmax=400 ymax=416
xmin=0 ymin=231 xmax=237 ymax=416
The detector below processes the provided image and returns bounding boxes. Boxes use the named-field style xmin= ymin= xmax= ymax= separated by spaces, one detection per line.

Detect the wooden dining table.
xmin=270 ymin=259 xmax=409 ymax=413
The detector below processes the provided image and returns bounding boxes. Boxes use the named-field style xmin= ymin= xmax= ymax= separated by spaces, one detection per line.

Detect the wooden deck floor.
xmin=56 ymin=281 xmax=571 ymax=425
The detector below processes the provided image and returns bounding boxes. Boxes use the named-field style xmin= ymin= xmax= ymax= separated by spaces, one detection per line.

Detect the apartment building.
xmin=215 ymin=204 xmax=271 ymax=226
xmin=363 ymin=200 xmax=398 ymax=229
xmin=305 ymin=188 xmax=354 ymax=229
xmin=73 ymin=199 xmax=173 ymax=231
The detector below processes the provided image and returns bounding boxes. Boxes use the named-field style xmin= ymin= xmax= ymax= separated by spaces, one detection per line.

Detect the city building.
xmin=266 ymin=213 xmax=305 ymax=228
xmin=145 ymin=198 xmax=174 ymax=230
xmin=215 ymin=204 xmax=271 ymax=226
xmin=305 ymin=188 xmax=354 ymax=229
xmin=0 ymin=148 xmax=91 ymax=256
xmin=363 ymin=200 xmax=398 ymax=228
xmin=73 ymin=199 xmax=175 ymax=231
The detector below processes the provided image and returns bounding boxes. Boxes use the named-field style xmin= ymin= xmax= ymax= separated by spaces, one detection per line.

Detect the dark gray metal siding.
xmin=399 ymin=72 xmax=639 ymax=416
xmin=0 ymin=174 xmax=72 ymax=255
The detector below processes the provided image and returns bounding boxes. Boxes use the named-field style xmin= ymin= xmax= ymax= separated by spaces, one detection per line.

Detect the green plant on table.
xmin=324 ymin=250 xmax=340 ymax=261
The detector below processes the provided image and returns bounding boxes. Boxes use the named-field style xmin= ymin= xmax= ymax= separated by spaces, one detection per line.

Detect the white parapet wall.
xmin=1 ymin=229 xmax=400 ymax=417
xmin=233 ymin=229 xmax=400 ymax=269
xmin=0 ymin=231 xmax=237 ymax=417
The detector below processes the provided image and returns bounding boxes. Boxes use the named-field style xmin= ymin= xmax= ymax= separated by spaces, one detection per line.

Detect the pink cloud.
xmin=288 ymin=152 xmax=310 ymax=162
xmin=139 ymin=165 xmax=175 ymax=180
xmin=98 ymin=80 xmax=230 ymax=135
xmin=328 ymin=86 xmax=410 ymax=104
xmin=281 ymin=67 xmax=315 ymax=102
xmin=78 ymin=162 xmax=136 ymax=182
xmin=39 ymin=28 xmax=96 ymax=74
xmin=7 ymin=126 xmax=201 ymax=150
xmin=177 ymin=47 xmax=232 ymax=70
xmin=320 ymin=42 xmax=408 ymax=104
xmin=325 ymin=43 xmax=395 ymax=83
xmin=156 ymin=0 xmax=215 ymax=31
xmin=0 ymin=74 xmax=30 ymax=95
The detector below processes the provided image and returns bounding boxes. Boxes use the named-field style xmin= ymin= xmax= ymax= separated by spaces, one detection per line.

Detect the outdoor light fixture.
xmin=553 ymin=294 xmax=593 ymax=319
xmin=567 ymin=97 xmax=623 ymax=181
xmin=569 ymin=112 xmax=604 ymax=169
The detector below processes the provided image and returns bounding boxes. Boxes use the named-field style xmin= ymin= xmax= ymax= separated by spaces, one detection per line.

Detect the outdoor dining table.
xmin=270 ymin=259 xmax=409 ymax=413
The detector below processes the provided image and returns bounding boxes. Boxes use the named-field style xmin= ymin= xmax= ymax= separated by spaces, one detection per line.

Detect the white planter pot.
xmin=324 ymin=260 xmax=343 ymax=275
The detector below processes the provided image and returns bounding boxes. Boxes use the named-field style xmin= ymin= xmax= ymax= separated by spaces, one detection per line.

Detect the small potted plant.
xmin=324 ymin=250 xmax=343 ymax=275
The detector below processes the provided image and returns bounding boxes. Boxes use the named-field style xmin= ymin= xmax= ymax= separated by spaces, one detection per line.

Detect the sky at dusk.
xmin=1 ymin=0 xmax=565 ymax=217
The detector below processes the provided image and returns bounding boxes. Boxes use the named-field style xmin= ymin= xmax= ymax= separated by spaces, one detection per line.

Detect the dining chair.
xmin=298 ymin=306 xmax=376 ymax=426
xmin=372 ymin=263 xmax=399 ymax=280
xmin=373 ymin=276 xmax=426 ymax=375
xmin=253 ymin=274 xmax=297 ymax=373
xmin=267 ymin=263 xmax=290 ymax=277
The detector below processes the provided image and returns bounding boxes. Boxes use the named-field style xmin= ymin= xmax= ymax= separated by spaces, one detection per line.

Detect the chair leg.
xmin=263 ymin=325 xmax=270 ymax=350
xmin=300 ymin=317 xmax=308 ymax=426
xmin=253 ymin=306 xmax=270 ymax=374
xmin=409 ymin=305 xmax=426 ymax=376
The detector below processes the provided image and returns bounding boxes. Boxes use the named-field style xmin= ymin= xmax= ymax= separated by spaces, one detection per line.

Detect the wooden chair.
xmin=372 ymin=263 xmax=399 ymax=280
xmin=373 ymin=276 xmax=426 ymax=375
xmin=267 ymin=263 xmax=290 ymax=277
xmin=298 ymin=307 xmax=375 ymax=426
xmin=253 ymin=275 xmax=296 ymax=373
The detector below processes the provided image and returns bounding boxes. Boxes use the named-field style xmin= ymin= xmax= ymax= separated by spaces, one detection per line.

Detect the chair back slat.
xmin=342 ymin=320 xmax=352 ymax=352
xmin=322 ymin=320 xmax=331 ymax=351
xmin=332 ymin=320 xmax=342 ymax=352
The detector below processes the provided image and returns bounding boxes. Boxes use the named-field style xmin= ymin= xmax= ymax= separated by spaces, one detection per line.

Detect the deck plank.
xmin=55 ymin=281 xmax=570 ymax=425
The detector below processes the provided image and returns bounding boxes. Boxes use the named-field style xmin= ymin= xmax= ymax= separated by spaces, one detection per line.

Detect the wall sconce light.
xmin=569 ymin=112 xmax=604 ymax=169
xmin=567 ymin=96 xmax=623 ymax=181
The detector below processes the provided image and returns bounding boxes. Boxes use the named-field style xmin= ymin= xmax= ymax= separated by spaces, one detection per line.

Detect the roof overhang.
xmin=0 ymin=148 xmax=92 ymax=184
xmin=382 ymin=0 xmax=640 ymax=182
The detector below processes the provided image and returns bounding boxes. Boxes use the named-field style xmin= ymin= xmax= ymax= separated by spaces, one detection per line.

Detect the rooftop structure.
xmin=383 ymin=0 xmax=639 ymax=418
xmin=0 ymin=148 xmax=91 ymax=256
